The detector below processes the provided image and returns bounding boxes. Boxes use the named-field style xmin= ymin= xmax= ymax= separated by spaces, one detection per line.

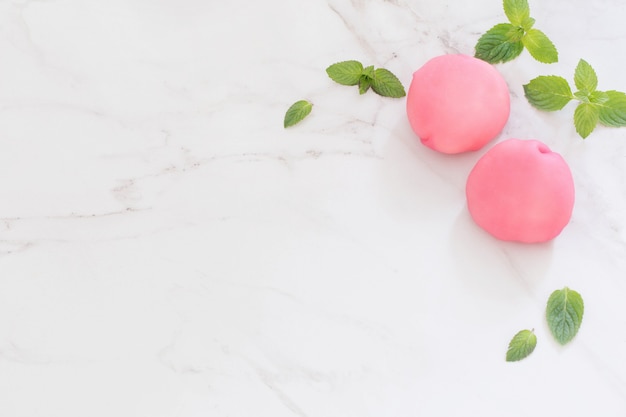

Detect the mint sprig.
xmin=284 ymin=60 xmax=405 ymax=128
xmin=326 ymin=60 xmax=406 ymax=98
xmin=284 ymin=100 xmax=313 ymax=128
xmin=546 ymin=287 xmax=584 ymax=345
xmin=475 ymin=0 xmax=557 ymax=64
xmin=506 ymin=329 xmax=537 ymax=362
xmin=524 ymin=59 xmax=626 ymax=138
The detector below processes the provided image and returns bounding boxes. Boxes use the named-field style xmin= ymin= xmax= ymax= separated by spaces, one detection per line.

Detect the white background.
xmin=0 ymin=0 xmax=625 ymax=416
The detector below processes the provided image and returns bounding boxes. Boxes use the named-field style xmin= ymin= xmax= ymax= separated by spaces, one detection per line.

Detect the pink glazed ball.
xmin=466 ymin=139 xmax=575 ymax=243
xmin=406 ymin=54 xmax=510 ymax=154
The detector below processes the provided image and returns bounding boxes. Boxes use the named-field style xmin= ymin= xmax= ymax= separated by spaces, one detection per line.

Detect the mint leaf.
xmin=574 ymin=103 xmax=600 ymax=138
xmin=362 ymin=65 xmax=375 ymax=79
xmin=370 ymin=68 xmax=406 ymax=98
xmin=475 ymin=23 xmax=524 ymax=64
xmin=522 ymin=28 xmax=558 ymax=63
xmin=574 ymin=59 xmax=598 ymax=93
xmin=521 ymin=16 xmax=536 ymax=31
xmin=326 ymin=60 xmax=363 ymax=86
xmin=524 ymin=75 xmax=573 ymax=111
xmin=504 ymin=0 xmax=530 ymax=27
xmin=284 ymin=100 xmax=313 ymax=128
xmin=598 ymin=90 xmax=626 ymax=127
xmin=359 ymin=65 xmax=374 ymax=94
xmin=574 ymin=91 xmax=591 ymax=103
xmin=590 ymin=90 xmax=609 ymax=105
xmin=359 ymin=74 xmax=371 ymax=95
xmin=574 ymin=90 xmax=590 ymax=103
xmin=506 ymin=329 xmax=537 ymax=362
xmin=546 ymin=287 xmax=584 ymax=345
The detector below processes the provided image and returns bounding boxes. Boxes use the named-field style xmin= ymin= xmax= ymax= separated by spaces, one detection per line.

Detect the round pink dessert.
xmin=406 ymin=54 xmax=510 ymax=154
xmin=466 ymin=139 xmax=575 ymax=243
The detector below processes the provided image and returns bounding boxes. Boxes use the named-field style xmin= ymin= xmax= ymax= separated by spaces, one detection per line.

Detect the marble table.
xmin=1 ymin=0 xmax=625 ymax=415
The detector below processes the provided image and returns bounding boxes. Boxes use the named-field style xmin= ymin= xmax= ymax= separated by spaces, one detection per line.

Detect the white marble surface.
xmin=1 ymin=0 xmax=626 ymax=415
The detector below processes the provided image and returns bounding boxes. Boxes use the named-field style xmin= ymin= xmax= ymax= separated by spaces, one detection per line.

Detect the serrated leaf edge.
xmin=574 ymin=102 xmax=599 ymax=138
xmin=283 ymin=100 xmax=313 ymax=128
xmin=326 ymin=60 xmax=364 ymax=86
xmin=503 ymin=0 xmax=531 ymax=27
xmin=546 ymin=287 xmax=584 ymax=345
xmin=523 ymin=75 xmax=573 ymax=111
xmin=474 ymin=23 xmax=524 ymax=64
xmin=506 ymin=329 xmax=537 ymax=362
xmin=574 ymin=59 xmax=598 ymax=93
xmin=370 ymin=68 xmax=406 ymax=98
xmin=597 ymin=90 xmax=626 ymax=127
xmin=522 ymin=28 xmax=558 ymax=64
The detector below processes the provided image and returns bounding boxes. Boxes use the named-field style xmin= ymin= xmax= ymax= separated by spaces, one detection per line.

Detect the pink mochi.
xmin=466 ymin=139 xmax=575 ymax=243
xmin=406 ymin=54 xmax=510 ymax=154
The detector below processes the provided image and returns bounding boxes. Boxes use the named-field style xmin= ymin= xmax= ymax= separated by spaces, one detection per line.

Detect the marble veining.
xmin=0 ymin=0 xmax=626 ymax=416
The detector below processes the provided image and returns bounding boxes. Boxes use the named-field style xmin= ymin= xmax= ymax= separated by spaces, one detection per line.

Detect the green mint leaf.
xmin=326 ymin=60 xmax=364 ymax=86
xmin=574 ymin=91 xmax=590 ymax=103
xmin=370 ymin=68 xmax=406 ymax=98
xmin=598 ymin=90 xmax=626 ymax=127
xmin=524 ymin=75 xmax=573 ymax=111
xmin=522 ymin=28 xmax=558 ymax=63
xmin=284 ymin=100 xmax=313 ymax=128
xmin=574 ymin=59 xmax=598 ymax=93
xmin=503 ymin=0 xmax=531 ymax=27
xmin=475 ymin=23 xmax=524 ymax=64
xmin=362 ymin=65 xmax=375 ymax=79
xmin=506 ymin=329 xmax=537 ymax=362
xmin=359 ymin=65 xmax=374 ymax=94
xmin=574 ymin=103 xmax=600 ymax=138
xmin=359 ymin=74 xmax=371 ymax=95
xmin=546 ymin=287 xmax=584 ymax=345
xmin=590 ymin=90 xmax=609 ymax=105
xmin=521 ymin=16 xmax=536 ymax=31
